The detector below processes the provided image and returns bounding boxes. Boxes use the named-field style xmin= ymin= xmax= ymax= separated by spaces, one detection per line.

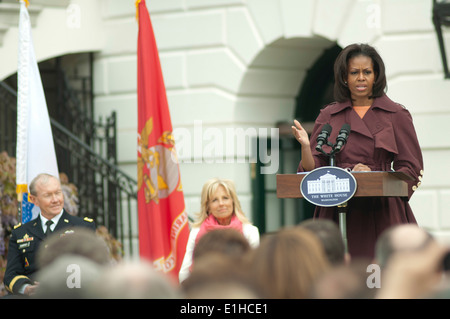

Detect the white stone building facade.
xmin=1 ymin=0 xmax=450 ymax=254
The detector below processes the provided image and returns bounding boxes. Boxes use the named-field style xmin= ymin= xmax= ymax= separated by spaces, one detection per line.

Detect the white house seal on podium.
xmin=300 ymin=166 xmax=357 ymax=207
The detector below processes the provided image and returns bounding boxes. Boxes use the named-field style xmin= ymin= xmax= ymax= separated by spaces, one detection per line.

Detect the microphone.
xmin=315 ymin=124 xmax=332 ymax=152
xmin=334 ymin=124 xmax=351 ymax=152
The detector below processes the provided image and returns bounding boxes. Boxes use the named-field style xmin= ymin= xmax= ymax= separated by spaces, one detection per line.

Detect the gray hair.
xmin=29 ymin=173 xmax=59 ymax=196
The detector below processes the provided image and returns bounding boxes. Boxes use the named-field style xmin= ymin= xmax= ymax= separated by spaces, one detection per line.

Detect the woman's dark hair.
xmin=333 ymin=43 xmax=387 ymax=102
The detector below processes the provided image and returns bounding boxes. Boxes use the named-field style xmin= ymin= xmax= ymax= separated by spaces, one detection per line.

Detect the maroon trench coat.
xmin=298 ymin=94 xmax=424 ymax=259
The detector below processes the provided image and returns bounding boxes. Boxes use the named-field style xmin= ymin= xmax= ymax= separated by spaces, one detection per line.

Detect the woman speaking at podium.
xmin=292 ymin=43 xmax=423 ymax=259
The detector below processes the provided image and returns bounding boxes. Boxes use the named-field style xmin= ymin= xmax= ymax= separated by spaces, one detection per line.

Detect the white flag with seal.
xmin=16 ymin=0 xmax=59 ymax=223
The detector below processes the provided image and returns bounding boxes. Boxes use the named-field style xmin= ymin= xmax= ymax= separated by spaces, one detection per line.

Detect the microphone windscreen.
xmin=341 ymin=123 xmax=351 ymax=132
xmin=322 ymin=123 xmax=332 ymax=134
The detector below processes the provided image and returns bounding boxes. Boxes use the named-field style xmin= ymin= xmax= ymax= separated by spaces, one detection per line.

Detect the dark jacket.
xmin=298 ymin=94 xmax=424 ymax=258
xmin=4 ymin=210 xmax=96 ymax=294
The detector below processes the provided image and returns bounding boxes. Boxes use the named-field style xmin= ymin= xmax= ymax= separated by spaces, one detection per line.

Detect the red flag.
xmin=136 ymin=0 xmax=189 ymax=279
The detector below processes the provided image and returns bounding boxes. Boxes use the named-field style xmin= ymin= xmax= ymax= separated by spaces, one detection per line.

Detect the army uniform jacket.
xmin=4 ymin=210 xmax=95 ymax=294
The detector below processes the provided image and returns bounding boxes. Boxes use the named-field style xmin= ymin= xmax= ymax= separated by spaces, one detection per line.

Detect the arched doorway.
xmin=248 ymin=40 xmax=341 ymax=233
xmin=296 ymin=44 xmax=341 ymax=121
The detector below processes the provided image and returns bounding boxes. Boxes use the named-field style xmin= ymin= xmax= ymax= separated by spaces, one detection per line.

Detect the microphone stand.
xmin=316 ymin=142 xmax=348 ymax=254
xmin=315 ymin=142 xmax=339 ymax=166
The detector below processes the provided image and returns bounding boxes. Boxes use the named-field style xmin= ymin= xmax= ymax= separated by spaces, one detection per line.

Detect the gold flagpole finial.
xmin=135 ymin=0 xmax=142 ymax=22
xmin=18 ymin=0 xmax=30 ymax=7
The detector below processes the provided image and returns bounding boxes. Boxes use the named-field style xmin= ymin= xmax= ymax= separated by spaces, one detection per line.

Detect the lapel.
xmin=30 ymin=210 xmax=72 ymax=239
xmin=29 ymin=216 xmax=45 ymax=240
xmin=348 ymin=108 xmax=373 ymax=139
xmin=364 ymin=94 xmax=398 ymax=137
xmin=360 ymin=107 xmax=383 ymax=138
xmin=53 ymin=210 xmax=72 ymax=233
xmin=329 ymin=94 xmax=399 ymax=141
xmin=329 ymin=100 xmax=373 ymax=139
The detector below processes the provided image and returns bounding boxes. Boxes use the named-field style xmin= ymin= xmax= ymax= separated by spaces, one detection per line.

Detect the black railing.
xmin=0 ymin=80 xmax=138 ymax=257
xmin=0 ymin=81 xmax=16 ymax=156
xmin=50 ymin=115 xmax=138 ymax=255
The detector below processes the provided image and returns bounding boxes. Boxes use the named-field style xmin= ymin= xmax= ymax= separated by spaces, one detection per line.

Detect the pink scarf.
xmin=195 ymin=214 xmax=243 ymax=245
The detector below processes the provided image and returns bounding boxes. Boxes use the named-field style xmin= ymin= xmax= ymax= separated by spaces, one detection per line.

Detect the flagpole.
xmin=136 ymin=0 xmax=189 ymax=279
xmin=15 ymin=0 xmax=59 ymax=224
xmin=17 ymin=193 xmax=22 ymax=224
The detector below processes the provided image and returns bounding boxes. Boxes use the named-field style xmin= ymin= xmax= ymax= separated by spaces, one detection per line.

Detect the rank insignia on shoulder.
xmin=14 ymin=223 xmax=22 ymax=229
xmin=84 ymin=217 xmax=94 ymax=223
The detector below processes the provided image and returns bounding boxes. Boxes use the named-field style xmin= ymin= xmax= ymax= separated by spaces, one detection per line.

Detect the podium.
xmin=276 ymin=171 xmax=414 ymax=252
xmin=276 ymin=171 xmax=413 ymax=199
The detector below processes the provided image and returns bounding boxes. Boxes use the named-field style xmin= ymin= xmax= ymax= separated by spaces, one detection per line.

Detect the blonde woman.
xmin=178 ymin=178 xmax=259 ymax=283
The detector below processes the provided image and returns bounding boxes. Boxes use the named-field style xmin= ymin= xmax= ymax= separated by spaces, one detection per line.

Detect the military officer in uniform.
xmin=4 ymin=173 xmax=96 ymax=296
